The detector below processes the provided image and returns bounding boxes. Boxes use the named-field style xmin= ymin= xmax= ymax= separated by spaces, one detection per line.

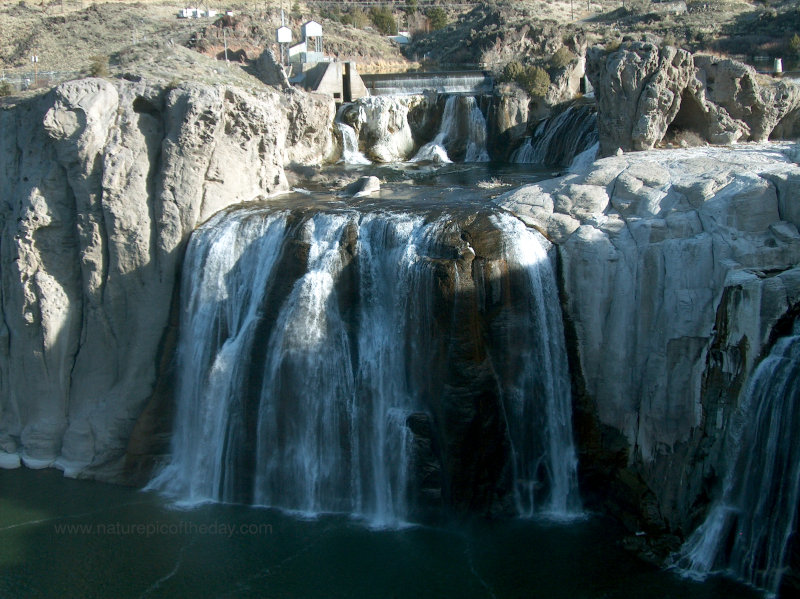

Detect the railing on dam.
xmin=360 ymin=70 xmax=494 ymax=96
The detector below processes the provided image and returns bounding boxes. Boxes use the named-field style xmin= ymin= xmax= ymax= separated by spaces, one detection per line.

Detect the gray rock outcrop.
xmin=488 ymin=84 xmax=530 ymax=161
xmin=497 ymin=142 xmax=800 ymax=535
xmin=586 ymin=42 xmax=695 ymax=155
xmin=0 ymin=76 xmax=334 ymax=477
xmin=254 ymin=48 xmax=291 ymax=90
xmin=587 ymin=43 xmax=800 ymax=156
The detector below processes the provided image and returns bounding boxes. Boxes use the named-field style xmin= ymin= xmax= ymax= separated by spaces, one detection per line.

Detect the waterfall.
xmin=411 ymin=95 xmax=490 ymax=163
xmin=148 ymin=203 xmax=580 ymax=525
xmin=672 ymin=320 xmax=800 ymax=595
xmin=491 ymin=212 xmax=581 ymax=517
xmin=336 ymin=122 xmax=371 ymax=165
xmin=512 ymin=105 xmax=598 ymax=168
xmin=335 ymin=105 xmax=371 ymax=165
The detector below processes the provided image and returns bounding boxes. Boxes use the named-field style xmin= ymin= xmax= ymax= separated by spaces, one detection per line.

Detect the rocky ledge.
xmin=498 ymin=142 xmax=800 ymax=546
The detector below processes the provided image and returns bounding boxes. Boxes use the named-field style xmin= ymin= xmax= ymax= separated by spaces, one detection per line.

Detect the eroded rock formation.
xmin=0 ymin=76 xmax=334 ymax=477
xmin=587 ymin=43 xmax=800 ymax=156
xmin=586 ymin=42 xmax=695 ymax=155
xmin=340 ymin=95 xmax=423 ymax=162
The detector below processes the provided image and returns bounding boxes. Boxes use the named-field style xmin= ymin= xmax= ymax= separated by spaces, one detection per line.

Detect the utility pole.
xmin=223 ymin=28 xmax=229 ymax=63
xmin=31 ymin=53 xmax=39 ymax=87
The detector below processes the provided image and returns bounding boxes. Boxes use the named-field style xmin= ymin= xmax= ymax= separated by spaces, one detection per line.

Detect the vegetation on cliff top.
xmin=1 ymin=0 xmax=798 ymax=95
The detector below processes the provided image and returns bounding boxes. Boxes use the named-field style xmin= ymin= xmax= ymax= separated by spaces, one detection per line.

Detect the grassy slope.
xmin=1 ymin=0 xmax=797 ymax=87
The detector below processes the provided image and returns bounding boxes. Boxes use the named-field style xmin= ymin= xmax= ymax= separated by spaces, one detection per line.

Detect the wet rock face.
xmin=496 ymin=144 xmax=800 ymax=539
xmin=0 ymin=77 xmax=333 ymax=478
xmin=488 ymin=85 xmax=530 ymax=161
xmin=587 ymin=43 xmax=800 ymax=155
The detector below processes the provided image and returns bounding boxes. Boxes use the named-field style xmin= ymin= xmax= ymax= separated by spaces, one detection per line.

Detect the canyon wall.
xmin=497 ymin=143 xmax=800 ymax=544
xmin=0 ymin=77 xmax=334 ymax=477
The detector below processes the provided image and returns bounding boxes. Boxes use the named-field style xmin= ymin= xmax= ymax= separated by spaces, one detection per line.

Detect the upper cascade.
xmin=511 ymin=105 xmax=598 ymax=168
xmin=147 ymin=201 xmax=580 ymax=524
xmin=335 ymin=104 xmax=371 ymax=165
xmin=412 ymin=95 xmax=490 ymax=163
xmin=672 ymin=319 xmax=800 ymax=595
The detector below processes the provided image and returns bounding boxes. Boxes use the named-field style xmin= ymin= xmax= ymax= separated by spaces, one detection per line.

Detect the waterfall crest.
xmin=512 ymin=105 xmax=598 ymax=168
xmin=672 ymin=320 xmax=800 ymax=595
xmin=148 ymin=203 xmax=579 ymax=525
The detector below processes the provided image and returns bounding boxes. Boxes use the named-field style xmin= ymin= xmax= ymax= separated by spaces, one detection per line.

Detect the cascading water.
xmin=512 ymin=105 xmax=598 ymax=168
xmin=411 ymin=95 xmax=490 ymax=163
xmin=336 ymin=122 xmax=371 ymax=165
xmin=148 ymin=200 xmax=580 ymax=525
xmin=491 ymin=212 xmax=581 ymax=517
xmin=672 ymin=319 xmax=800 ymax=595
xmin=335 ymin=105 xmax=371 ymax=165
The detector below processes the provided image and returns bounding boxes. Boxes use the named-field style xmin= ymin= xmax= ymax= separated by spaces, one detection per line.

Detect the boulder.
xmin=344 ymin=175 xmax=381 ymax=197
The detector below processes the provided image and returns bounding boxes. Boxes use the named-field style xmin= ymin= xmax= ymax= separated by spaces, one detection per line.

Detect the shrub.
xmin=520 ymin=65 xmax=550 ymax=97
xmin=369 ymin=5 xmax=397 ymax=35
xmin=0 ymin=80 xmax=14 ymax=97
xmin=790 ymin=33 xmax=800 ymax=58
xmin=427 ymin=7 xmax=447 ymax=31
xmin=550 ymin=46 xmax=576 ymax=69
xmin=500 ymin=60 xmax=525 ymax=83
xmin=89 ymin=55 xmax=109 ymax=77
xmin=405 ymin=0 xmax=418 ymax=15
xmin=500 ymin=61 xmax=551 ymax=97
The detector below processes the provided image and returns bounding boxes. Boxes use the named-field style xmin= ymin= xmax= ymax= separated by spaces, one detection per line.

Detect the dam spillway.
xmin=360 ymin=70 xmax=494 ymax=97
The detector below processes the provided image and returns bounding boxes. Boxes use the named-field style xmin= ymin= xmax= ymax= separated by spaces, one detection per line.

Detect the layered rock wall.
xmin=0 ymin=77 xmax=334 ymax=477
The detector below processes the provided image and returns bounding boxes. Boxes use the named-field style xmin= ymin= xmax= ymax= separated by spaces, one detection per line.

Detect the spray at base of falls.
xmin=512 ymin=105 xmax=598 ymax=168
xmin=671 ymin=320 xmax=800 ymax=596
xmin=147 ymin=202 xmax=580 ymax=526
